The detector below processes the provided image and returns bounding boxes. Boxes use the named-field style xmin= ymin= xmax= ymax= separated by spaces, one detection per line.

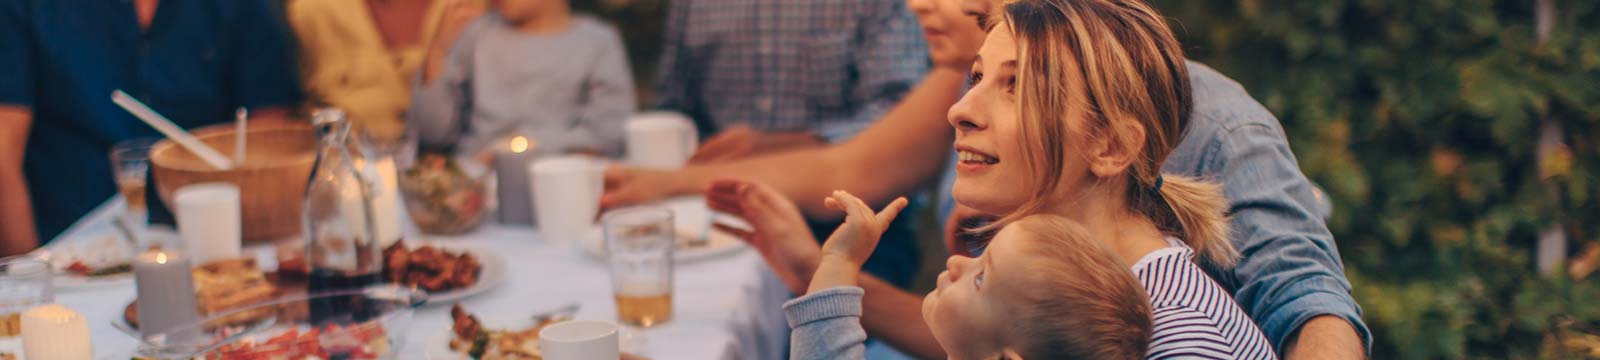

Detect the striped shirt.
xmin=1135 ymin=239 xmax=1277 ymax=359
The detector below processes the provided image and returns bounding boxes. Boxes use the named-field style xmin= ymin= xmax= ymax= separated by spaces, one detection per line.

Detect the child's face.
xmin=922 ymin=225 xmax=1034 ymax=359
xmin=907 ymin=0 xmax=985 ymax=67
xmin=491 ymin=0 xmax=550 ymax=22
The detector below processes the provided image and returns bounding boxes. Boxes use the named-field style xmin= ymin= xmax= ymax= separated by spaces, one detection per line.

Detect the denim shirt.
xmin=936 ymin=62 xmax=1372 ymax=355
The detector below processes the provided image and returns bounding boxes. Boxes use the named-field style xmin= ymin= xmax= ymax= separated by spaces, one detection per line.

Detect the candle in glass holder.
xmin=133 ymin=249 xmax=200 ymax=337
xmin=20 ymin=304 xmax=91 ymax=360
xmin=495 ymin=136 xmax=538 ymax=225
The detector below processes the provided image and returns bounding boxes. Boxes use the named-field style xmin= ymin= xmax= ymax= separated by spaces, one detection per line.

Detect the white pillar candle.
xmin=495 ymin=136 xmax=537 ymax=226
xmin=363 ymin=157 xmax=404 ymax=247
xmin=21 ymin=304 xmax=92 ymax=360
xmin=172 ymin=183 xmax=242 ymax=264
xmin=133 ymin=249 xmax=201 ymax=338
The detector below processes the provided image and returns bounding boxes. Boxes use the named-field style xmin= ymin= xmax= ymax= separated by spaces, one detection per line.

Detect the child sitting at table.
xmin=785 ymin=190 xmax=1153 ymax=359
xmin=409 ymin=0 xmax=634 ymax=157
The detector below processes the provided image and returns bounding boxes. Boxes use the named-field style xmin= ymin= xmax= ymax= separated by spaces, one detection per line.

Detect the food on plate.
xmin=64 ymin=260 xmax=132 ymax=277
xmin=194 ymin=258 xmax=281 ymax=316
xmin=448 ymin=304 xmax=560 ymax=360
xmin=47 ymin=234 xmax=135 ymax=278
xmin=131 ymin=258 xmax=281 ymax=328
xmin=277 ymin=241 xmax=484 ymax=294
xmin=384 ymin=241 xmax=482 ymax=293
xmin=400 ymin=155 xmax=488 ymax=234
xmin=207 ymin=321 xmax=389 ymax=359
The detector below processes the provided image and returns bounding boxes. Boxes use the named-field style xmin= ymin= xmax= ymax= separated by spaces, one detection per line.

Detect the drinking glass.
xmin=111 ymin=138 xmax=160 ymax=238
xmin=602 ymin=207 xmax=675 ymax=327
xmin=0 ymin=257 xmax=53 ymax=355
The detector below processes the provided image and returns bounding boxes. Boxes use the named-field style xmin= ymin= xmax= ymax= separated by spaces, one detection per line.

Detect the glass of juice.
xmin=111 ymin=137 xmax=160 ymax=242
xmin=602 ymin=207 xmax=675 ymax=327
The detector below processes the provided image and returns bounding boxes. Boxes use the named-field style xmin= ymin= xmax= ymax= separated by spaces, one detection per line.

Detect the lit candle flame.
xmin=155 ymin=252 xmax=168 ymax=264
xmin=510 ymin=136 xmax=529 ymax=153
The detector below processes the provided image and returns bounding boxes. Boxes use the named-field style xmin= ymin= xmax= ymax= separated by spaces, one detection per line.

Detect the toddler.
xmin=788 ymin=190 xmax=1153 ymax=359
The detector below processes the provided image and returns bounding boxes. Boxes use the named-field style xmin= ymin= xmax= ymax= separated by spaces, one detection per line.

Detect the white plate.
xmin=416 ymin=243 xmax=508 ymax=306
xmin=422 ymin=322 xmax=648 ymax=359
xmin=39 ymin=229 xmax=180 ymax=290
xmin=581 ymin=197 xmax=749 ymax=263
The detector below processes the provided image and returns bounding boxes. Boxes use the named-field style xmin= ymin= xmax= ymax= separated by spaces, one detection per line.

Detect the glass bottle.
xmin=302 ymin=108 xmax=380 ymax=322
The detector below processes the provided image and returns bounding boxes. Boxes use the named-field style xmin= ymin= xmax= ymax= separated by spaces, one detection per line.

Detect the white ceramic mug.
xmin=625 ymin=112 xmax=698 ymax=170
xmin=172 ymin=182 xmax=242 ymax=264
xmin=539 ymin=320 xmax=620 ymax=360
xmin=530 ymin=157 xmax=604 ymax=246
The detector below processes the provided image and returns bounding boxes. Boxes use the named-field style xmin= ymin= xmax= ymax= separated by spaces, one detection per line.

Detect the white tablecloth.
xmin=51 ymin=197 xmax=792 ymax=360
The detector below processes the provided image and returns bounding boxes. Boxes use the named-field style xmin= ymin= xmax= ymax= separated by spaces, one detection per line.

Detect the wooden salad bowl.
xmin=150 ymin=122 xmax=317 ymax=243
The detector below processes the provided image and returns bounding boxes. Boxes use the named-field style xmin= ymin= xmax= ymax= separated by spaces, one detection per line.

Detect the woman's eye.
xmin=968 ymin=72 xmax=983 ymax=86
xmin=1004 ymin=76 xmax=1017 ymax=94
xmin=974 ymin=271 xmax=985 ymax=290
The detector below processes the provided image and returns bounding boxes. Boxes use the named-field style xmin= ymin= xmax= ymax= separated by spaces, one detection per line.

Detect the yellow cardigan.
xmin=287 ymin=0 xmax=450 ymax=139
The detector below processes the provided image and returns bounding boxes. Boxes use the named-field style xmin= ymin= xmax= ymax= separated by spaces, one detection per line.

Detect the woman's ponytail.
xmin=1149 ymin=174 xmax=1237 ymax=267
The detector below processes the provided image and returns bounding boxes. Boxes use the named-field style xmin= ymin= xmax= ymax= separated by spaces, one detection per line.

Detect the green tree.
xmin=1148 ymin=0 xmax=1600 ymax=358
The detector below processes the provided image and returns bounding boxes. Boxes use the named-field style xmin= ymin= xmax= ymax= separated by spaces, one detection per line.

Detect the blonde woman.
xmin=716 ymin=0 xmax=1277 ymax=358
xmin=944 ymin=0 xmax=1274 ymax=356
xmin=287 ymin=0 xmax=480 ymax=139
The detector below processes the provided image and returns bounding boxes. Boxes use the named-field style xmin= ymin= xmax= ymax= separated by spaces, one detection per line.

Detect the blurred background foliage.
xmin=1149 ymin=0 xmax=1600 ymax=358
xmin=578 ymin=0 xmax=1600 ymax=358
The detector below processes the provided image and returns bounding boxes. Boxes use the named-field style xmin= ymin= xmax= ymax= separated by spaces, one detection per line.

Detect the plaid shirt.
xmin=654 ymin=0 xmax=929 ymax=141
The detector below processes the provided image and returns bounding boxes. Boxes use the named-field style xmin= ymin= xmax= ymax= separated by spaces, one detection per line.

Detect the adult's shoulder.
xmin=1184 ymin=61 xmax=1285 ymax=136
xmin=1168 ymin=61 xmax=1291 ymax=175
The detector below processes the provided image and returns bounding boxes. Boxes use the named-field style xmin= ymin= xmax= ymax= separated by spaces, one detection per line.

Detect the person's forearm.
xmin=858 ymin=274 xmax=945 ymax=359
xmin=0 ymin=107 xmax=38 ymax=256
xmin=0 ymin=170 xmax=38 ymax=256
xmin=806 ymin=254 xmax=861 ymax=294
xmin=1286 ymin=315 xmax=1364 ymax=360
xmin=668 ymin=68 xmax=965 ymax=219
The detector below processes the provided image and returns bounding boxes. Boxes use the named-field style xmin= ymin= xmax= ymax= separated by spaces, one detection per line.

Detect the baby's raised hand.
xmin=820 ymin=191 xmax=909 ymax=268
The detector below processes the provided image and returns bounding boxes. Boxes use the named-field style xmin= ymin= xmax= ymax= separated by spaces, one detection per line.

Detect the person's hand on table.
xmin=705 ymin=178 xmax=822 ymax=294
xmin=601 ymin=166 xmax=689 ymax=210
xmin=689 ymin=125 xmax=825 ymax=164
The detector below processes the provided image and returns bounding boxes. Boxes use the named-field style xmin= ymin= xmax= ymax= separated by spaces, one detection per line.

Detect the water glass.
xmin=0 ymin=257 xmax=53 ymax=355
xmin=111 ymin=138 xmax=160 ymax=237
xmin=602 ymin=207 xmax=675 ymax=327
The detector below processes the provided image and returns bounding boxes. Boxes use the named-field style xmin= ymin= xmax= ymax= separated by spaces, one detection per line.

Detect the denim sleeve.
xmin=0 ymin=0 xmax=32 ymax=107
xmin=1204 ymin=124 xmax=1372 ymax=355
xmin=783 ymin=286 xmax=867 ymax=360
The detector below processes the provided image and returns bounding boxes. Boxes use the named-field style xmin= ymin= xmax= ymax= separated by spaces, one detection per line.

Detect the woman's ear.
xmin=1086 ymin=118 xmax=1145 ymax=179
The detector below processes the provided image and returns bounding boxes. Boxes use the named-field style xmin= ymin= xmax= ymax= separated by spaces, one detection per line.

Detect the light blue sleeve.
xmin=550 ymin=24 xmax=634 ymax=156
xmin=783 ymin=286 xmax=868 ymax=360
xmin=408 ymin=16 xmax=487 ymax=149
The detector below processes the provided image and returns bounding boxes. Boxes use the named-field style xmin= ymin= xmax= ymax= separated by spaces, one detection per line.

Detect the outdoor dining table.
xmin=49 ymin=196 xmax=793 ymax=360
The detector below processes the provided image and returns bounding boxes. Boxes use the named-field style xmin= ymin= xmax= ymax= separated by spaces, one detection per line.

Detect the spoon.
xmin=112 ymin=217 xmax=142 ymax=250
xmin=530 ymin=303 xmax=581 ymax=324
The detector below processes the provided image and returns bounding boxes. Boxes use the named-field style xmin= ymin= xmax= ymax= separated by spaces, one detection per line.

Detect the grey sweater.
xmin=784 ymin=286 xmax=869 ymax=360
xmin=409 ymin=13 xmax=635 ymax=157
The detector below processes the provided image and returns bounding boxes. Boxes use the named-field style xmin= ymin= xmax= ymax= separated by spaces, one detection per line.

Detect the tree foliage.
xmin=1147 ymin=0 xmax=1600 ymax=358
